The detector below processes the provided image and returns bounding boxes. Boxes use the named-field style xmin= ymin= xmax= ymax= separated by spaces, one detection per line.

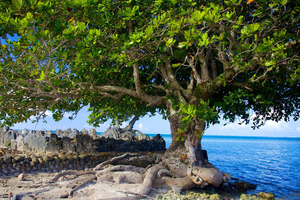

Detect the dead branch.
xmin=93 ymin=152 xmax=139 ymax=171
xmin=69 ymin=175 xmax=97 ymax=197
xmin=48 ymin=170 xmax=96 ymax=183
xmin=97 ymin=165 xmax=146 ymax=176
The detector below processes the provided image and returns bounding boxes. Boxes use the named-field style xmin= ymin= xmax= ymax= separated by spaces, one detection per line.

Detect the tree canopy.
xmin=1 ymin=0 xmax=300 ymax=131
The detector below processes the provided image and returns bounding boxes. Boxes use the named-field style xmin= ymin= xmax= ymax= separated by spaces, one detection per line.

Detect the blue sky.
xmin=11 ymin=106 xmax=300 ymax=137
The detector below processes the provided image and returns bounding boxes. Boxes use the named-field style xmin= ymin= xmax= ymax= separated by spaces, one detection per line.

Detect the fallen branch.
xmin=60 ymin=175 xmax=97 ymax=198
xmin=48 ymin=170 xmax=96 ymax=183
xmin=93 ymin=152 xmax=139 ymax=171
xmin=97 ymin=165 xmax=146 ymax=176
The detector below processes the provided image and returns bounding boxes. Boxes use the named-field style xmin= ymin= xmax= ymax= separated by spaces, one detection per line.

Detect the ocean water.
xmin=147 ymin=134 xmax=300 ymax=199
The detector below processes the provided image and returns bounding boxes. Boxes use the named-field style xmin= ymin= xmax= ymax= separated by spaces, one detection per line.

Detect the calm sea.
xmin=146 ymin=134 xmax=300 ymax=199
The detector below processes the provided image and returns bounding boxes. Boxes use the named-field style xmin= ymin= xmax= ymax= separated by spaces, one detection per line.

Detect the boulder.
xmin=89 ymin=128 xmax=98 ymax=138
xmin=258 ymin=192 xmax=275 ymax=200
xmin=45 ymin=130 xmax=52 ymax=136
xmin=136 ymin=131 xmax=150 ymax=140
xmin=23 ymin=131 xmax=46 ymax=152
xmin=45 ymin=133 xmax=61 ymax=153
xmin=18 ymin=173 xmax=25 ymax=181
xmin=64 ymin=128 xmax=72 ymax=137
xmin=22 ymin=128 xmax=29 ymax=134
xmin=61 ymin=136 xmax=76 ymax=152
xmin=234 ymin=181 xmax=257 ymax=193
xmin=121 ymin=131 xmax=135 ymax=141
xmin=80 ymin=128 xmax=88 ymax=135
xmin=3 ymin=130 xmax=18 ymax=147
xmin=100 ymin=126 xmax=121 ymax=139
xmin=76 ymin=134 xmax=93 ymax=153
xmin=16 ymin=135 xmax=25 ymax=151
xmin=56 ymin=129 xmax=63 ymax=136
xmin=68 ymin=128 xmax=79 ymax=138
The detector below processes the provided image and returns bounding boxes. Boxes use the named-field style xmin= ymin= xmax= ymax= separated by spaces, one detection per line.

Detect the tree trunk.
xmin=164 ymin=114 xmax=204 ymax=166
xmin=121 ymin=115 xmax=139 ymax=133
xmin=161 ymin=113 xmax=227 ymax=189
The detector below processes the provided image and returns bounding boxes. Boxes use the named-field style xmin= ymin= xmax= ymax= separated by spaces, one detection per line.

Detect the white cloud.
xmin=45 ymin=110 xmax=53 ymax=118
xmin=260 ymin=120 xmax=289 ymax=131
xmin=138 ymin=123 xmax=150 ymax=132
xmin=120 ymin=121 xmax=127 ymax=128
xmin=139 ymin=123 xmax=143 ymax=129
xmin=64 ymin=113 xmax=71 ymax=118
xmin=296 ymin=127 xmax=300 ymax=132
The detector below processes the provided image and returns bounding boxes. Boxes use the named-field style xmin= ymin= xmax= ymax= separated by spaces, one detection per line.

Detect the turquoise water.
xmin=146 ymin=134 xmax=300 ymax=199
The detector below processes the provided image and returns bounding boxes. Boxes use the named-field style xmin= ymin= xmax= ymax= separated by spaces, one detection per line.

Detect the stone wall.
xmin=0 ymin=127 xmax=166 ymax=154
xmin=0 ymin=149 xmax=164 ymax=177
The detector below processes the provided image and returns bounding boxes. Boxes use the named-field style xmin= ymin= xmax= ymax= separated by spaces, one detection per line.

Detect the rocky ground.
xmin=0 ymin=171 xmax=151 ymax=199
xmin=0 ymin=171 xmax=275 ymax=200
xmin=0 ymin=148 xmax=276 ymax=200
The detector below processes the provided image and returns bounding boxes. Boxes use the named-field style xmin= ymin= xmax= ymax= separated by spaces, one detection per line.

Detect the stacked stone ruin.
xmin=0 ymin=126 xmax=166 ymax=176
xmin=0 ymin=126 xmax=166 ymax=153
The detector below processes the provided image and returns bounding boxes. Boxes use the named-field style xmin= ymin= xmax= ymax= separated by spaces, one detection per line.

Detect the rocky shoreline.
xmin=0 ymin=126 xmax=276 ymax=199
xmin=0 ymin=147 xmax=276 ymax=200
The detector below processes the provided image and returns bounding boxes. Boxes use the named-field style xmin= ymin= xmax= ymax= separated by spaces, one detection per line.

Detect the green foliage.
xmin=175 ymin=128 xmax=186 ymax=142
xmin=6 ymin=142 xmax=11 ymax=147
xmin=0 ymin=0 xmax=299 ymax=136
xmin=179 ymin=101 xmax=217 ymax=131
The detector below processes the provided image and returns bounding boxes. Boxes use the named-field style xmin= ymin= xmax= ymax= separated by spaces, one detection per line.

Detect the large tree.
xmin=1 ymin=0 xmax=300 ymax=195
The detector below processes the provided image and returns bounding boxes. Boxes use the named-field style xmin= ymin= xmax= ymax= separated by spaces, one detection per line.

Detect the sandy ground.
xmin=0 ymin=172 xmax=168 ymax=200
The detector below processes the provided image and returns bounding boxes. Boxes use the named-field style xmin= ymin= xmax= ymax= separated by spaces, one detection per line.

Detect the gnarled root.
xmin=139 ymin=164 xmax=165 ymax=195
xmin=60 ymin=175 xmax=97 ymax=198
xmin=46 ymin=148 xmax=231 ymax=199
xmin=190 ymin=165 xmax=223 ymax=187
xmin=162 ymin=176 xmax=197 ymax=194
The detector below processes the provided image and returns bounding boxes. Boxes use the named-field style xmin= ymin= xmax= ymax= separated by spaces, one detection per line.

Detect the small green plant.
xmin=6 ymin=142 xmax=11 ymax=147
xmin=175 ymin=128 xmax=187 ymax=141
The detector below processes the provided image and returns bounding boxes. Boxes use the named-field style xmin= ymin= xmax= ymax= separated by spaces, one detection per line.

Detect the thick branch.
xmin=121 ymin=115 xmax=139 ymax=132
xmin=165 ymin=60 xmax=183 ymax=91
xmin=188 ymin=56 xmax=201 ymax=85
xmin=133 ymin=63 xmax=143 ymax=97
xmin=199 ymin=49 xmax=211 ymax=81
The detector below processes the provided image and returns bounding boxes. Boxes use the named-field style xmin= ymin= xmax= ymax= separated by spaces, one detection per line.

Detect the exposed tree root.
xmin=96 ymin=164 xmax=146 ymax=176
xmin=93 ymin=152 xmax=139 ymax=171
xmin=162 ymin=176 xmax=197 ymax=193
xmin=46 ymin=148 xmax=231 ymax=199
xmin=157 ymin=168 xmax=174 ymax=178
xmin=60 ymin=175 xmax=97 ymax=198
xmin=139 ymin=164 xmax=166 ymax=195
xmin=13 ymin=188 xmax=51 ymax=199
xmin=48 ymin=170 xmax=96 ymax=183
xmin=98 ymin=171 xmax=144 ymax=184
